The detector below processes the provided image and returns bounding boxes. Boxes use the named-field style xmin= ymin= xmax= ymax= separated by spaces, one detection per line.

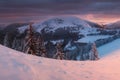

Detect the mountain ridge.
xmin=106 ymin=20 xmax=120 ymax=29
xmin=18 ymin=16 xmax=102 ymax=34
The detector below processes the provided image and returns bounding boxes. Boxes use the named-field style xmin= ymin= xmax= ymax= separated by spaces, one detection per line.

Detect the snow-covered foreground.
xmin=0 ymin=39 xmax=120 ymax=80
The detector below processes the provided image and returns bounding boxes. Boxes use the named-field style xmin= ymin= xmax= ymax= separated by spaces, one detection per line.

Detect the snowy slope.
xmin=98 ymin=39 xmax=120 ymax=57
xmin=78 ymin=35 xmax=111 ymax=43
xmin=1 ymin=38 xmax=120 ymax=80
xmin=18 ymin=16 xmax=94 ymax=33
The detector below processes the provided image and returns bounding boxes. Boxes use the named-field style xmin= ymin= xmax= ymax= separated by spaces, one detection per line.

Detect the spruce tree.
xmin=24 ymin=24 xmax=36 ymax=55
xmin=54 ymin=42 xmax=64 ymax=60
xmin=38 ymin=35 xmax=47 ymax=57
xmin=23 ymin=24 xmax=47 ymax=57
xmin=89 ymin=43 xmax=99 ymax=60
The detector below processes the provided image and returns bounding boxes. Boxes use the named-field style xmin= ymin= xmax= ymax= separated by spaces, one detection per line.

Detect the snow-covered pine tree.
xmin=89 ymin=43 xmax=99 ymax=60
xmin=35 ymin=37 xmax=41 ymax=56
xmin=23 ymin=24 xmax=36 ymax=55
xmin=54 ymin=42 xmax=65 ymax=60
xmin=36 ymin=35 xmax=47 ymax=57
xmin=40 ymin=45 xmax=47 ymax=57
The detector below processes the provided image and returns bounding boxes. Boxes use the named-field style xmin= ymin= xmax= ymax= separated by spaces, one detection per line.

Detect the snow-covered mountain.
xmin=18 ymin=16 xmax=101 ymax=34
xmin=106 ymin=21 xmax=120 ymax=29
xmin=18 ymin=16 xmax=104 ymax=45
xmin=1 ymin=38 xmax=120 ymax=80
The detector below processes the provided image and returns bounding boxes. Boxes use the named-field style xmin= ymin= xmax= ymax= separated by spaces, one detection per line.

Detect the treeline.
xmin=41 ymin=27 xmax=80 ymax=41
xmin=95 ymin=34 xmax=120 ymax=47
xmin=88 ymin=28 xmax=120 ymax=36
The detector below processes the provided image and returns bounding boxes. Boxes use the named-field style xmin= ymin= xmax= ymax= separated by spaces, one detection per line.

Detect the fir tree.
xmin=89 ymin=43 xmax=99 ymax=60
xmin=23 ymin=24 xmax=36 ymax=55
xmin=54 ymin=42 xmax=65 ymax=60
xmin=36 ymin=35 xmax=47 ymax=57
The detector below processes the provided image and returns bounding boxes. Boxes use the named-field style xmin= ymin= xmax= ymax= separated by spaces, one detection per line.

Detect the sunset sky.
xmin=0 ymin=0 xmax=120 ymax=25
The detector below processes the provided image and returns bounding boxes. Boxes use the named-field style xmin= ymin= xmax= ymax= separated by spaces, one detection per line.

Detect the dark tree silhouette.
xmin=36 ymin=35 xmax=47 ymax=57
xmin=23 ymin=24 xmax=36 ymax=55
xmin=54 ymin=42 xmax=65 ymax=60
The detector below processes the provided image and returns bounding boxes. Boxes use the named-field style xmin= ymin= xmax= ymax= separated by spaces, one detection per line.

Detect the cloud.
xmin=0 ymin=0 xmax=119 ymax=15
xmin=0 ymin=0 xmax=120 ymax=24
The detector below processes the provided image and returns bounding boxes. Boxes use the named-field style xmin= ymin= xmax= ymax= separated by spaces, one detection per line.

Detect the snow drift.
xmin=0 ymin=39 xmax=120 ymax=80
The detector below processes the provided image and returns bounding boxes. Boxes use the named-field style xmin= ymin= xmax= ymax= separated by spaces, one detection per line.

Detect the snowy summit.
xmin=18 ymin=16 xmax=92 ymax=33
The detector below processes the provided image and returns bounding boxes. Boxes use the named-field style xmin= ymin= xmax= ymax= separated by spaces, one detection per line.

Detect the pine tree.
xmin=36 ymin=35 xmax=47 ymax=57
xmin=54 ymin=42 xmax=65 ymax=60
xmin=89 ymin=43 xmax=99 ymax=60
xmin=23 ymin=24 xmax=36 ymax=55
xmin=35 ymin=37 xmax=41 ymax=56
xmin=40 ymin=45 xmax=47 ymax=57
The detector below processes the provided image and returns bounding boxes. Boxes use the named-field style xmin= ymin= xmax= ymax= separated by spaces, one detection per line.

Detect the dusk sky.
xmin=0 ymin=0 xmax=120 ymax=25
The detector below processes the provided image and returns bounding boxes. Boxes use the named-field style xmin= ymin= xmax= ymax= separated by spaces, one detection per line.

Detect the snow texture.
xmin=0 ymin=39 xmax=120 ymax=80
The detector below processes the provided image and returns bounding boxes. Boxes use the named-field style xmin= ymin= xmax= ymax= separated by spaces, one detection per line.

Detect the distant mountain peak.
xmin=18 ymin=16 xmax=95 ymax=33
xmin=106 ymin=20 xmax=120 ymax=29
